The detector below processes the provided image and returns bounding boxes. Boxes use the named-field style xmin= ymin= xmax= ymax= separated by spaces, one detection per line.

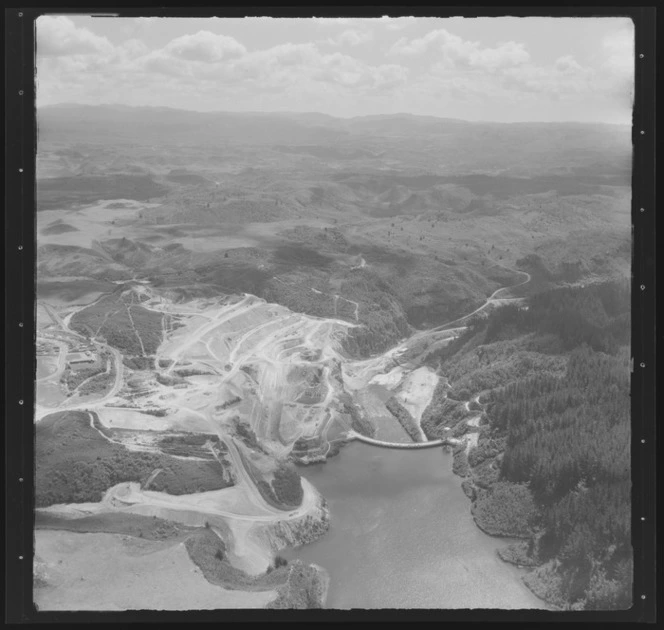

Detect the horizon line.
xmin=38 ymin=102 xmax=632 ymax=127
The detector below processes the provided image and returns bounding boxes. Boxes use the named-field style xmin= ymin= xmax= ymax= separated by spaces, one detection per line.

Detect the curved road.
xmin=176 ymin=402 xmax=318 ymax=522
xmin=387 ymin=268 xmax=530 ymax=356
xmin=426 ymin=269 xmax=531 ymax=333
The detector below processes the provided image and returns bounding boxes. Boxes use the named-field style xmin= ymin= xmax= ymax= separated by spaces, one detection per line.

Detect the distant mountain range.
xmin=41 ymin=103 xmax=630 ymax=128
xmin=37 ymin=104 xmax=632 ymax=180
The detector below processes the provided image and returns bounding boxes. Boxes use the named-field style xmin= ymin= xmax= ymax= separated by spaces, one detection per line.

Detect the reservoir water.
xmin=285 ymin=441 xmax=545 ymax=609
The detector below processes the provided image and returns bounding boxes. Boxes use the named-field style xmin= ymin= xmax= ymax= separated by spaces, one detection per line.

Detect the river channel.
xmin=284 ymin=441 xmax=546 ymax=609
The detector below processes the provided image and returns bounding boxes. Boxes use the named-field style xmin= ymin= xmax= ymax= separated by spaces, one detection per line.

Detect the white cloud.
xmin=378 ymin=16 xmax=417 ymax=31
xmin=327 ymin=28 xmax=373 ymax=47
xmin=390 ymin=30 xmax=443 ymax=56
xmin=423 ymin=47 xmax=595 ymax=102
xmin=554 ymin=55 xmax=583 ymax=74
xmin=133 ymin=17 xmax=156 ymax=26
xmin=601 ymin=25 xmax=634 ymax=77
xmin=314 ymin=16 xmax=414 ymax=34
xmin=239 ymin=42 xmax=320 ymax=76
xmin=390 ymin=27 xmax=602 ymax=102
xmin=118 ymin=38 xmax=150 ymax=58
xmin=140 ymin=50 xmax=189 ymax=77
xmin=36 ymin=15 xmax=113 ymax=57
xmin=390 ymin=29 xmax=530 ymax=71
xmin=164 ymin=30 xmax=246 ymax=63
xmin=595 ymin=24 xmax=634 ymax=104
xmin=312 ymin=17 xmax=352 ymax=26
xmin=501 ymin=63 xmax=594 ymax=97
xmin=469 ymin=41 xmax=530 ymax=71
xmin=372 ymin=63 xmax=409 ymax=89
xmin=229 ymin=43 xmax=406 ymax=92
xmin=118 ymin=36 xmax=408 ymax=97
xmin=312 ymin=51 xmax=369 ymax=87
xmin=35 ymin=18 xmax=633 ymax=123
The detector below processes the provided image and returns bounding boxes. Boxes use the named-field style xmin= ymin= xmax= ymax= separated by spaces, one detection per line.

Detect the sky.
xmin=35 ymin=15 xmax=634 ymax=124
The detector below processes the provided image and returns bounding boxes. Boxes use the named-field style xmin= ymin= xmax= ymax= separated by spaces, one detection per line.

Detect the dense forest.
xmin=427 ymin=280 xmax=632 ymax=610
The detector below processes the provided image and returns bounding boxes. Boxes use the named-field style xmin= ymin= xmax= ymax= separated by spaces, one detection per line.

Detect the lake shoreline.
xmin=447 ymin=430 xmax=558 ymax=611
xmin=288 ymin=413 xmax=553 ymax=610
xmin=285 ymin=440 xmax=545 ymax=609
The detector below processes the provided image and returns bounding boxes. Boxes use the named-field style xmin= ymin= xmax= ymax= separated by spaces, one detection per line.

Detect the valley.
xmin=34 ymin=106 xmax=631 ymax=611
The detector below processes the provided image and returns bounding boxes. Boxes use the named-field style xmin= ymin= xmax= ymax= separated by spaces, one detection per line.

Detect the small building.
xmin=67 ymin=351 xmax=95 ymax=365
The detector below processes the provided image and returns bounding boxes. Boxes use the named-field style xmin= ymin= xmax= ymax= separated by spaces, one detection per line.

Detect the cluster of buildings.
xmin=36 ymin=341 xmax=58 ymax=356
xmin=70 ymin=341 xmax=95 ymax=353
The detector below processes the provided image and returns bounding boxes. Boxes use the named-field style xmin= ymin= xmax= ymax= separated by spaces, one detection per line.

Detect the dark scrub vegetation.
xmin=70 ymin=290 xmax=163 ymax=356
xmin=36 ymin=411 xmax=233 ymax=506
xmin=184 ymin=528 xmax=326 ymax=608
xmin=422 ymin=280 xmax=631 ymax=610
xmin=35 ymin=511 xmax=195 ymax=541
xmin=385 ymin=396 xmax=422 ymax=442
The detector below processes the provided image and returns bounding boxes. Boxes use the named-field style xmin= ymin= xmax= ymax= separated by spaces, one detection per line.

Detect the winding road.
xmin=426 ymin=268 xmax=531 ymax=333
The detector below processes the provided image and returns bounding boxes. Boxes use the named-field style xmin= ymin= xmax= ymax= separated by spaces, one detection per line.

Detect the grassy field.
xmin=34 ymin=529 xmax=275 ymax=610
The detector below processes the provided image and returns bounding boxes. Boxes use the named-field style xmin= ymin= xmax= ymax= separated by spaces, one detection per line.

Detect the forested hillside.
xmin=422 ymin=280 xmax=631 ymax=610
